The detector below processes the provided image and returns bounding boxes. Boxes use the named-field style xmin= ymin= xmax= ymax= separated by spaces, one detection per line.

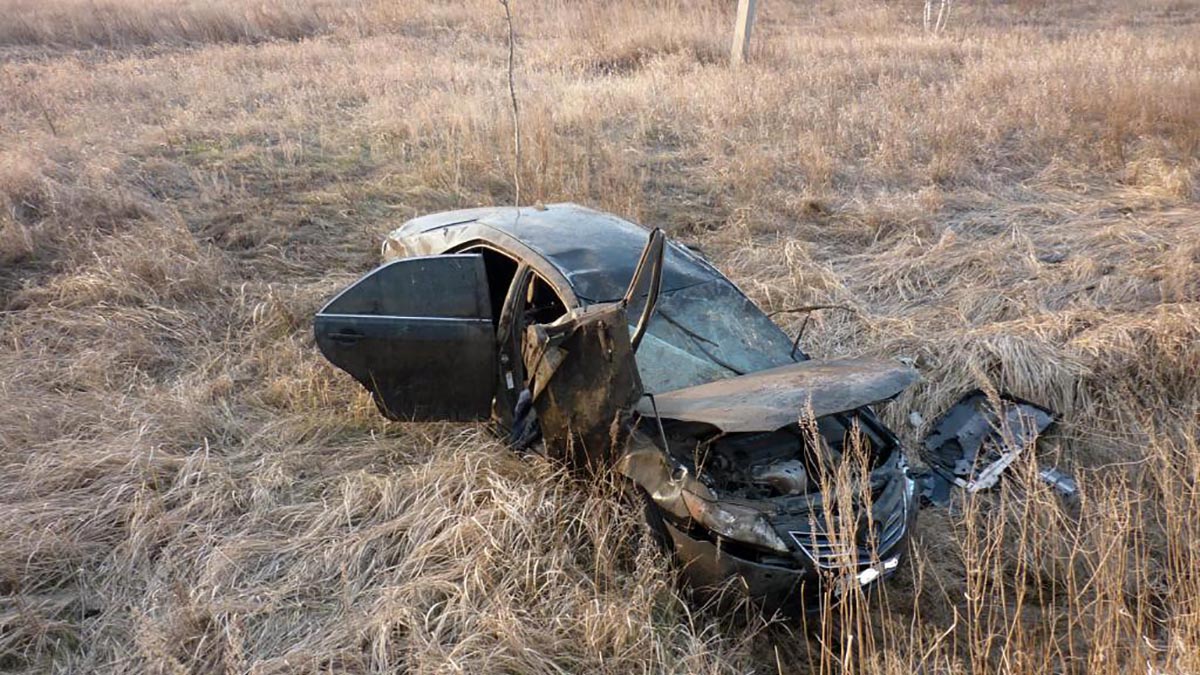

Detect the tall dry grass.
xmin=0 ymin=0 xmax=381 ymax=49
xmin=1 ymin=0 xmax=1198 ymax=672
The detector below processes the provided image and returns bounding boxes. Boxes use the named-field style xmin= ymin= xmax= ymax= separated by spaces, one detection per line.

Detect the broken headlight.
xmin=680 ymin=491 xmax=789 ymax=553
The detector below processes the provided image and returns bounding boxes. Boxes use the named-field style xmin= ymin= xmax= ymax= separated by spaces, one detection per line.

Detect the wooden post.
xmin=730 ymin=0 xmax=758 ymax=65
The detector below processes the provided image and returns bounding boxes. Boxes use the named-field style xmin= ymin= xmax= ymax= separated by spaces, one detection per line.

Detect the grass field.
xmin=2 ymin=0 xmax=1199 ymax=672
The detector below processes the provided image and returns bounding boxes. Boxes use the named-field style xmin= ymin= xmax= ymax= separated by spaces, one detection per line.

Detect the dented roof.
xmin=395 ymin=203 xmax=717 ymax=302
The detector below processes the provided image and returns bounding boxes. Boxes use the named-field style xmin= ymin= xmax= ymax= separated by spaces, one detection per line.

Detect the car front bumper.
xmin=664 ymin=470 xmax=918 ymax=617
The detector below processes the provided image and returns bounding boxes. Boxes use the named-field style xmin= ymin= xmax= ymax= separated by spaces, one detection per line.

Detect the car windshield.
xmin=631 ymin=279 xmax=797 ymax=393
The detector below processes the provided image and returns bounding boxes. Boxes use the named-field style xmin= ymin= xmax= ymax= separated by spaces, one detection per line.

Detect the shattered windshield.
xmin=632 ymin=280 xmax=797 ymax=394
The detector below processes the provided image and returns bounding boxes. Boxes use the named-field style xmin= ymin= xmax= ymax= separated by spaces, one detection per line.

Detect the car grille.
xmin=786 ymin=488 xmax=908 ymax=570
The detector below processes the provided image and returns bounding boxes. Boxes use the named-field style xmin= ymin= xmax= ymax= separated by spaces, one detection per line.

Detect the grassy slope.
xmin=1 ymin=0 xmax=1198 ymax=672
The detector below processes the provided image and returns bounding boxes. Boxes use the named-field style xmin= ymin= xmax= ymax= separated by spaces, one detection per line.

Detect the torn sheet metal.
xmin=522 ymin=302 xmax=643 ymax=470
xmin=632 ymin=357 xmax=918 ymax=433
xmin=1038 ymin=466 xmax=1079 ymax=499
xmin=919 ymin=390 xmax=1057 ymax=506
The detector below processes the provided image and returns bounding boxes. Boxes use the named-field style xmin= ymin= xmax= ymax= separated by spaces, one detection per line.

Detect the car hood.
xmin=635 ymin=357 xmax=918 ymax=432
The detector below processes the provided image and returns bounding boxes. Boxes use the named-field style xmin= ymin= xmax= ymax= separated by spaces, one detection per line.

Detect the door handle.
xmin=329 ymin=330 xmax=364 ymax=345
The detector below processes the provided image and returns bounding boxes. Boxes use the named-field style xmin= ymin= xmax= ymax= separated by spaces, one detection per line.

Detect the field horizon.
xmin=2 ymin=0 xmax=1199 ymax=672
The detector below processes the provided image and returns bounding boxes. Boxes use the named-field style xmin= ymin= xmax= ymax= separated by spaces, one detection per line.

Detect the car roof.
xmin=394 ymin=203 xmax=720 ymax=302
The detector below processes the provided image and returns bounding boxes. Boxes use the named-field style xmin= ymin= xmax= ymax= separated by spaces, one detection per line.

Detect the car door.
xmin=519 ymin=230 xmax=665 ymax=470
xmin=314 ymin=254 xmax=497 ymax=421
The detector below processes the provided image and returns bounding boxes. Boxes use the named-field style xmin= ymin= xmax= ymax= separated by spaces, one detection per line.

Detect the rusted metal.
xmin=522 ymin=302 xmax=643 ymax=470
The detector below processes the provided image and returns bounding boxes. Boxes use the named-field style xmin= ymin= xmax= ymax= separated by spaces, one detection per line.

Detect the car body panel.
xmin=387 ymin=204 xmax=803 ymax=394
xmin=522 ymin=302 xmax=645 ymax=470
xmin=314 ymin=254 xmax=497 ymax=421
xmin=919 ymin=391 xmax=1057 ymax=505
xmin=633 ymin=357 xmax=918 ymax=433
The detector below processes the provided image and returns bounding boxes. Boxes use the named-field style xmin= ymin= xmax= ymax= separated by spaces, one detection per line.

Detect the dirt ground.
xmin=2 ymin=0 xmax=1198 ymax=672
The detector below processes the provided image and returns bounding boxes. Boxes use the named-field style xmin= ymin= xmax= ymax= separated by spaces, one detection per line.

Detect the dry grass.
xmin=2 ymin=0 xmax=1199 ymax=672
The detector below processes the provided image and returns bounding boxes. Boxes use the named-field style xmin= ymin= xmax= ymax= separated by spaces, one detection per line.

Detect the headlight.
xmin=680 ymin=491 xmax=789 ymax=553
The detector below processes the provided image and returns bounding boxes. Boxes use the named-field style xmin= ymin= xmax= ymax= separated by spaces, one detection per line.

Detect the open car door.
xmin=314 ymin=254 xmax=497 ymax=421
xmin=520 ymin=230 xmax=665 ymax=470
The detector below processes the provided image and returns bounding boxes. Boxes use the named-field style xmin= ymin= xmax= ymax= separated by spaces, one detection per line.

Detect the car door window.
xmin=314 ymin=254 xmax=497 ymax=421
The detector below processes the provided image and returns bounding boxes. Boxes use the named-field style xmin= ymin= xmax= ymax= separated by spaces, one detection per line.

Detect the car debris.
xmin=1038 ymin=466 xmax=1079 ymax=499
xmin=315 ymin=203 xmax=920 ymax=616
xmin=915 ymin=390 xmax=1073 ymax=506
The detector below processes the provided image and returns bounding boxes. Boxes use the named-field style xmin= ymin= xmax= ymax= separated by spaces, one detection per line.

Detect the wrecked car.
xmin=314 ymin=203 xmax=919 ymax=614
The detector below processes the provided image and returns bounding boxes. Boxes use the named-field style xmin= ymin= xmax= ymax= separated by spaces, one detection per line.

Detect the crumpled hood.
xmin=635 ymin=357 xmax=918 ymax=432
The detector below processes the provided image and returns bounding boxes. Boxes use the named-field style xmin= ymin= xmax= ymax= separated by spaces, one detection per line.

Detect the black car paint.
xmin=314 ymin=254 xmax=497 ymax=421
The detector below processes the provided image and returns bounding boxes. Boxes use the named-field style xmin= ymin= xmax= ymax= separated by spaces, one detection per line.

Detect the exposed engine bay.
xmin=654 ymin=408 xmax=898 ymax=500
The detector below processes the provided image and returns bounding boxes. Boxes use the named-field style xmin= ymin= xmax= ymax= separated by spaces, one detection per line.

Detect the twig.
xmin=765 ymin=304 xmax=854 ymax=359
xmin=499 ymin=0 xmax=521 ymax=208
xmin=766 ymin=303 xmax=853 ymax=318
xmin=937 ymin=0 xmax=953 ymax=33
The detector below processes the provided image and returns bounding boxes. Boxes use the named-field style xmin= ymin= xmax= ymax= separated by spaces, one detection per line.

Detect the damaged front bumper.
xmin=662 ymin=517 xmax=907 ymax=615
xmin=618 ymin=438 xmax=917 ymax=615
